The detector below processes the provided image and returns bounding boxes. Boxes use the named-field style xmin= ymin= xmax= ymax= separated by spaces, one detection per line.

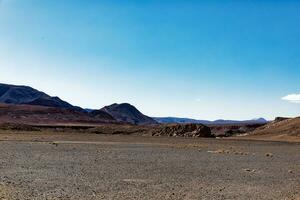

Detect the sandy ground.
xmin=0 ymin=131 xmax=299 ymax=200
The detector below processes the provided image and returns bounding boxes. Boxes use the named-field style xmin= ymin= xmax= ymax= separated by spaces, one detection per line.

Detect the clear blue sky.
xmin=0 ymin=0 xmax=300 ymax=120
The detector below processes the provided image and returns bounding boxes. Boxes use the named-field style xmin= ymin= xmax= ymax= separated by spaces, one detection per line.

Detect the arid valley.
xmin=1 ymin=1 xmax=300 ymax=199
xmin=0 ymin=84 xmax=299 ymax=200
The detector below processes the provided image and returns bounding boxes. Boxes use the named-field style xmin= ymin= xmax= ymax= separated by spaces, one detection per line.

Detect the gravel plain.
xmin=0 ymin=132 xmax=299 ymax=200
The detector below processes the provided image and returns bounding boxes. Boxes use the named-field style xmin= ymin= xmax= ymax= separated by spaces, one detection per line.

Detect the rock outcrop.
xmin=151 ymin=123 xmax=213 ymax=137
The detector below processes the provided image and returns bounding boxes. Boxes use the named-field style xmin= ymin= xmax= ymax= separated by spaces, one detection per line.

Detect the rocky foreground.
xmin=0 ymin=133 xmax=299 ymax=200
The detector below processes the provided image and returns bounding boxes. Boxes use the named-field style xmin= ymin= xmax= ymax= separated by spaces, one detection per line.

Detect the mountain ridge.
xmin=0 ymin=83 xmax=76 ymax=109
xmin=154 ymin=117 xmax=268 ymax=125
xmin=0 ymin=83 xmax=270 ymax=126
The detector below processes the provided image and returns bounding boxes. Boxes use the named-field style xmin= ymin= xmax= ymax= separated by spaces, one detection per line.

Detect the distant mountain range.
xmin=0 ymin=83 xmax=268 ymax=126
xmin=153 ymin=117 xmax=268 ymax=125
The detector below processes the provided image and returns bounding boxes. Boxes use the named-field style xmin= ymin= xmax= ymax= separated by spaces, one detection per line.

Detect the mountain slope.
xmin=0 ymin=83 xmax=74 ymax=109
xmin=250 ymin=117 xmax=300 ymax=137
xmin=100 ymin=103 xmax=157 ymax=125
xmin=89 ymin=110 xmax=115 ymax=121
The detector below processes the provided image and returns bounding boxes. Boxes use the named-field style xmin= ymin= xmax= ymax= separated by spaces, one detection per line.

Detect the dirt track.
xmin=0 ymin=132 xmax=299 ymax=200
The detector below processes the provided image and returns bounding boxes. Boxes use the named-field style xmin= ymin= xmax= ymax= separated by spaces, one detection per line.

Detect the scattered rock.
xmin=274 ymin=117 xmax=290 ymax=122
xmin=50 ymin=142 xmax=58 ymax=147
xmin=265 ymin=153 xmax=273 ymax=157
xmin=244 ymin=169 xmax=256 ymax=173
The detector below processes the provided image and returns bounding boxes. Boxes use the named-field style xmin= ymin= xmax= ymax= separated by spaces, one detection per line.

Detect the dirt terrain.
xmin=0 ymin=131 xmax=299 ymax=200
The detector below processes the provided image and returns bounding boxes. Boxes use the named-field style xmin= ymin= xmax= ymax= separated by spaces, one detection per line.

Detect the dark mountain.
xmin=100 ymin=103 xmax=158 ymax=125
xmin=0 ymin=84 xmax=158 ymax=125
xmin=0 ymin=83 xmax=76 ymax=109
xmin=0 ymin=83 xmax=119 ymax=123
xmin=154 ymin=117 xmax=268 ymax=125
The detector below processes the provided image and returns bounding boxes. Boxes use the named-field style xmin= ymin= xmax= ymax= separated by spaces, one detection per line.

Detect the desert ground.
xmin=0 ymin=130 xmax=299 ymax=200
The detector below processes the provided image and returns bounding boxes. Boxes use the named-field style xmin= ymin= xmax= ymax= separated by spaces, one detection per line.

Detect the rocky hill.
xmin=237 ymin=116 xmax=300 ymax=142
xmin=251 ymin=117 xmax=300 ymax=137
xmin=100 ymin=103 xmax=158 ymax=125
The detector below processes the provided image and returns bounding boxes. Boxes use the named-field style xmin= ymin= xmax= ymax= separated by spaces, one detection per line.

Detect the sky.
xmin=0 ymin=0 xmax=300 ymax=120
